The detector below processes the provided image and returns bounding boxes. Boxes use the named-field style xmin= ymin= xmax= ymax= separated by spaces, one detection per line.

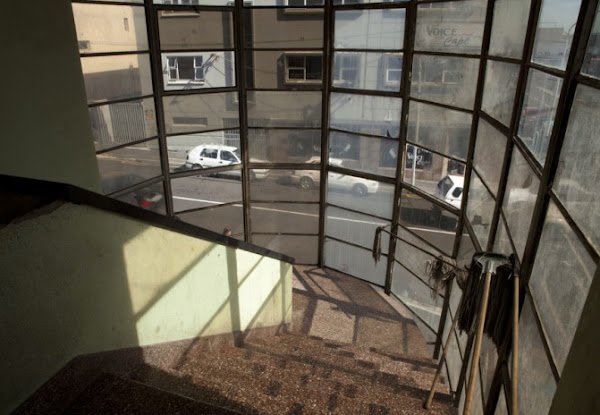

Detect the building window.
xmin=333 ymin=53 xmax=360 ymax=86
xmin=383 ymin=54 xmax=403 ymax=86
xmin=167 ymin=56 xmax=204 ymax=84
xmin=285 ymin=54 xmax=323 ymax=84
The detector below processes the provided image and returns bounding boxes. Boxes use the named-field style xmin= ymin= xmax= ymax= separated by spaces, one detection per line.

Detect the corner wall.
xmin=0 ymin=1 xmax=101 ymax=192
xmin=0 ymin=202 xmax=292 ymax=413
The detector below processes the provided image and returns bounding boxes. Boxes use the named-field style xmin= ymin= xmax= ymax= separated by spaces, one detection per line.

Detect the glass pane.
xmin=495 ymin=386 xmax=508 ymax=415
xmin=248 ymin=129 xmax=321 ymax=164
xmin=333 ymin=0 xmax=407 ymax=3
xmin=518 ymin=298 xmax=557 ymax=415
xmin=97 ymin=139 xmax=162 ymax=194
xmin=531 ymin=0 xmax=582 ymax=70
xmin=411 ymin=55 xmax=480 ymax=110
xmin=81 ymin=54 xmax=153 ymax=104
xmin=415 ymin=0 xmax=487 ymax=54
xmin=167 ymin=131 xmax=239 ymax=172
xmin=324 ymin=238 xmax=387 ymax=285
xmin=473 ymin=119 xmax=507 ymax=196
xmin=493 ymin=215 xmax=515 ymax=257
xmin=246 ymin=9 xmax=323 ymax=49
xmin=253 ymin=234 xmax=317 ymax=264
xmin=155 ymin=0 xmax=231 ymax=4
xmin=327 ymin=174 xmax=394 ymax=219
xmin=553 ymin=85 xmax=600 ymax=251
xmin=326 ymin=206 xmax=391 ymax=253
xmin=502 ymin=148 xmax=540 ymax=258
xmin=72 ymin=3 xmax=148 ymax=53
xmin=394 ymin=234 xmax=435 ymax=283
xmin=582 ymin=4 xmax=600 ymax=78
xmin=481 ymin=60 xmax=520 ymax=126
xmin=90 ymin=98 xmax=157 ymax=151
xmin=456 ymin=229 xmax=476 ymax=268
xmin=163 ymin=92 xmax=239 ymax=135
xmin=251 ymin=169 xmax=319 ymax=202
xmin=329 ymin=131 xmax=398 ymax=178
xmin=248 ymin=51 xmax=323 ymax=89
xmin=400 ymin=189 xmax=458 ymax=255
xmin=391 ymin=263 xmax=442 ymax=330
xmin=161 ymin=52 xmax=235 ymax=90
xmin=247 ymin=91 xmax=321 ymax=128
xmin=529 ymin=201 xmax=596 ymax=373
xmin=330 ymin=92 xmax=402 ymax=138
xmin=115 ymin=180 xmax=166 ymax=214
xmin=332 ymin=52 xmax=403 ymax=92
xmin=480 ymin=336 xmax=498 ymax=404
xmin=407 ymin=101 xmax=472 ymax=160
xmin=488 ymin=0 xmax=531 ymax=58
xmin=171 ymin=174 xmax=241 ymax=213
xmin=403 ymin=144 xmax=466 ymax=208
xmin=442 ymin=313 xmax=463 ymax=391
xmin=334 ymin=9 xmax=405 ymax=50
xmin=251 ymin=0 xmax=324 ymax=5
xmin=158 ymin=10 xmax=234 ymax=50
xmin=251 ymin=203 xmax=318 ymax=233
xmin=178 ymin=204 xmax=244 ymax=236
xmin=466 ymin=173 xmax=496 ymax=250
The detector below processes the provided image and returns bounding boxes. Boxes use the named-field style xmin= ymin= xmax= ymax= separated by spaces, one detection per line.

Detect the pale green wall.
xmin=0 ymin=203 xmax=292 ymax=413
xmin=0 ymin=1 xmax=101 ymax=192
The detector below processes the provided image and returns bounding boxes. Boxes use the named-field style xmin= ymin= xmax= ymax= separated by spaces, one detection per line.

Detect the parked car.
xmin=185 ymin=144 xmax=268 ymax=180
xmin=102 ymin=173 xmax=165 ymax=213
xmin=290 ymin=159 xmax=379 ymax=197
xmin=436 ymin=175 xmax=464 ymax=208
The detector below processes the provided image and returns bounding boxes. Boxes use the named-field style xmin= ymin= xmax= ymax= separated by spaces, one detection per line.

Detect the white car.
xmin=185 ymin=144 xmax=268 ymax=180
xmin=436 ymin=175 xmax=464 ymax=208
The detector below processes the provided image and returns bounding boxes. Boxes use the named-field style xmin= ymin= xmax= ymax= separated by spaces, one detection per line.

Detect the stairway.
xmin=14 ymin=267 xmax=456 ymax=415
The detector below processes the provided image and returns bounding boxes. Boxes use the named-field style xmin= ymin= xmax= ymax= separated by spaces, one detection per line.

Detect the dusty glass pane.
xmin=529 ymin=201 xmax=596 ymax=373
xmin=178 ymin=204 xmax=244 ymax=236
xmin=248 ymin=129 xmax=321 ymax=164
xmin=403 ymin=144 xmax=466 ymax=208
xmin=466 ymin=173 xmax=496 ymax=250
xmin=161 ymin=52 xmax=235 ymax=91
xmin=334 ymin=9 xmax=405 ymax=50
xmin=166 ymin=131 xmax=239 ymax=172
xmin=482 ymin=60 xmax=520 ymax=126
xmin=518 ymin=69 xmax=562 ymax=165
xmin=456 ymin=229 xmax=477 ymax=268
xmin=330 ymin=92 xmax=402 ymax=138
xmin=251 ymin=170 xmax=319 ymax=202
xmin=251 ymin=0 xmax=324 ymax=5
xmin=155 ymin=0 xmax=230 ymax=4
xmin=171 ymin=174 xmax=241 ymax=212
xmin=553 ymin=85 xmax=600 ymax=251
xmin=246 ymin=9 xmax=323 ymax=49
xmin=326 ymin=206 xmax=391 ymax=253
xmin=324 ymin=238 xmax=387 ymax=285
xmin=251 ymin=203 xmax=318 ymax=234
xmin=394 ymin=235 xmax=435 ymax=284
xmin=247 ymin=91 xmax=321 ymax=128
xmin=327 ymin=174 xmax=394 ymax=219
xmin=97 ymin=140 xmax=162 ymax=194
xmin=90 ymin=98 xmax=157 ymax=151
xmin=518 ymin=298 xmax=557 ymax=415
xmin=114 ymin=180 xmax=166 ymax=214
xmin=442 ymin=313 xmax=463 ymax=391
xmin=158 ymin=10 xmax=234 ymax=50
xmin=392 ymin=263 xmax=442 ymax=330
xmin=248 ymin=51 xmax=323 ymax=89
xmin=582 ymin=4 xmax=600 ymax=78
xmin=502 ymin=148 xmax=539 ymax=258
xmin=332 ymin=52 xmax=403 ymax=92
xmin=488 ymin=0 xmax=531 ymax=58
xmin=73 ymin=3 xmax=148 ymax=54
xmin=329 ymin=131 xmax=398 ymax=178
xmin=411 ymin=55 xmax=480 ymax=110
xmin=415 ymin=0 xmax=487 ymax=54
xmin=495 ymin=386 xmax=508 ymax=415
xmin=493 ymin=215 xmax=515 ymax=257
xmin=531 ymin=0 xmax=582 ymax=70
xmin=333 ymin=0 xmax=407 ymax=4
xmin=407 ymin=101 xmax=471 ymax=160
xmin=473 ymin=119 xmax=507 ymax=196
xmin=81 ymin=54 xmax=153 ymax=104
xmin=480 ymin=336 xmax=498 ymax=404
xmin=400 ymin=189 xmax=458 ymax=255
xmin=163 ymin=92 xmax=239 ymax=135
xmin=253 ymin=234 xmax=318 ymax=264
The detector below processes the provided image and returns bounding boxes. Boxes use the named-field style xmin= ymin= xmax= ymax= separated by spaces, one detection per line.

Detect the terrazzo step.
xmin=62 ymin=372 xmax=242 ymax=415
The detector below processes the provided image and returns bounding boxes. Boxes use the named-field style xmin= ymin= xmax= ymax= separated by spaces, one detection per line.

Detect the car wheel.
xmin=299 ymin=176 xmax=313 ymax=189
xmin=352 ymin=183 xmax=367 ymax=197
xmin=192 ymin=163 xmax=203 ymax=170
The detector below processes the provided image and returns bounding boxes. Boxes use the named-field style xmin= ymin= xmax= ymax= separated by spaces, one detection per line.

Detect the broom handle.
xmin=424 ymin=311 xmax=459 ymax=409
xmin=512 ymin=274 xmax=519 ymax=415
xmin=463 ymin=269 xmax=493 ymax=415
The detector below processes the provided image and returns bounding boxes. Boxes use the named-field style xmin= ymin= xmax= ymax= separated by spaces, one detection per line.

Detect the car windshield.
xmin=233 ymin=149 xmax=241 ymax=161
